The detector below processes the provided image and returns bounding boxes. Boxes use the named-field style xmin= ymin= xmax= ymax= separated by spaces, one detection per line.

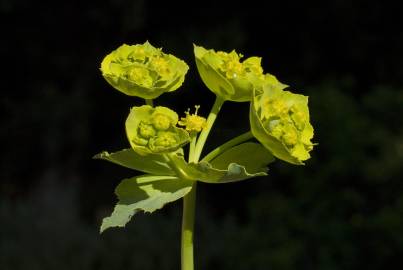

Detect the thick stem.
xmin=193 ymin=97 xmax=225 ymax=162
xmin=202 ymin=131 xmax=253 ymax=162
xmin=181 ymin=136 xmax=197 ymax=270
xmin=181 ymin=182 xmax=197 ymax=270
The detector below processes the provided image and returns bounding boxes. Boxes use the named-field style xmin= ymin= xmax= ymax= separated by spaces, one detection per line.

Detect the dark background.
xmin=2 ymin=1 xmax=403 ymax=269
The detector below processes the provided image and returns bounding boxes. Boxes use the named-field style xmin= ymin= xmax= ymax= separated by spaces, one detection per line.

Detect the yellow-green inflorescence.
xmin=178 ymin=105 xmax=207 ymax=133
xmin=250 ymin=82 xmax=315 ymax=165
xmin=126 ymin=105 xmax=190 ymax=155
xmin=101 ymin=42 xmax=189 ymax=99
xmin=194 ymin=44 xmax=286 ymax=102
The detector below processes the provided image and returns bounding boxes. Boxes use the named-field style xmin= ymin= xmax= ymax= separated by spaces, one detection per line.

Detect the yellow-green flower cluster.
xmin=193 ymin=44 xmax=314 ymax=164
xmin=194 ymin=45 xmax=278 ymax=102
xmin=101 ymin=42 xmax=189 ymax=99
xmin=126 ymin=106 xmax=190 ymax=155
xmin=250 ymin=83 xmax=314 ymax=164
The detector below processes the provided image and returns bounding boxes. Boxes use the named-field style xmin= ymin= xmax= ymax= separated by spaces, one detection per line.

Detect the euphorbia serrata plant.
xmin=95 ymin=41 xmax=315 ymax=270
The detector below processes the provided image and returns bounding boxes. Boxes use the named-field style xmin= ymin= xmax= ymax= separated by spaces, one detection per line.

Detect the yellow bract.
xmin=243 ymin=57 xmax=264 ymax=77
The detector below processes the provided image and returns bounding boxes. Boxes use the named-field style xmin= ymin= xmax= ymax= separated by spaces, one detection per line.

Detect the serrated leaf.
xmin=100 ymin=175 xmax=192 ymax=233
xmin=93 ymin=148 xmax=175 ymax=175
xmin=208 ymin=142 xmax=275 ymax=173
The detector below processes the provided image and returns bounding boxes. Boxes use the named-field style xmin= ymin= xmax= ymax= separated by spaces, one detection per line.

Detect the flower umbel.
xmin=126 ymin=105 xmax=190 ymax=155
xmin=178 ymin=105 xmax=207 ymax=133
xmin=101 ymin=42 xmax=189 ymax=99
xmin=250 ymin=83 xmax=315 ymax=164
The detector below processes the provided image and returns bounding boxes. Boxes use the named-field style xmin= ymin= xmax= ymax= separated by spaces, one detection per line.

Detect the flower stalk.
xmin=181 ymin=182 xmax=197 ymax=270
xmin=145 ymin=99 xmax=154 ymax=107
xmin=181 ymin=96 xmax=224 ymax=270
xmin=193 ymin=96 xmax=225 ymax=161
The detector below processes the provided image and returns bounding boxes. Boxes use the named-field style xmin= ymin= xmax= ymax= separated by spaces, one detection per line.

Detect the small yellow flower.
xmin=150 ymin=56 xmax=171 ymax=78
xmin=151 ymin=131 xmax=179 ymax=147
xmin=218 ymin=51 xmax=245 ymax=79
xmin=151 ymin=113 xmax=172 ymax=131
xmin=131 ymin=46 xmax=146 ymax=61
xmin=138 ymin=121 xmax=156 ymax=139
xmin=178 ymin=105 xmax=207 ymax=133
xmin=127 ymin=67 xmax=153 ymax=88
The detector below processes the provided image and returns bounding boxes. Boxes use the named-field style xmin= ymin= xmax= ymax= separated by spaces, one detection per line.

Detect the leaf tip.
xmin=93 ymin=151 xmax=109 ymax=160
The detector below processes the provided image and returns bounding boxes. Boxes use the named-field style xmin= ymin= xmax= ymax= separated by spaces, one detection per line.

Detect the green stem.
xmin=188 ymin=134 xmax=197 ymax=163
xmin=181 ymin=136 xmax=197 ymax=270
xmin=181 ymin=96 xmax=225 ymax=270
xmin=181 ymin=182 xmax=197 ymax=270
xmin=202 ymin=131 xmax=253 ymax=162
xmin=193 ymin=97 xmax=225 ymax=162
xmin=145 ymin=99 xmax=154 ymax=107
xmin=163 ymin=153 xmax=191 ymax=181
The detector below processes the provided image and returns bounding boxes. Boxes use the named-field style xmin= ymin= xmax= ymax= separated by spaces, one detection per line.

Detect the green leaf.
xmin=100 ymin=175 xmax=193 ymax=233
xmin=209 ymin=142 xmax=275 ymax=173
xmin=93 ymin=148 xmax=175 ymax=176
xmin=167 ymin=150 xmax=270 ymax=184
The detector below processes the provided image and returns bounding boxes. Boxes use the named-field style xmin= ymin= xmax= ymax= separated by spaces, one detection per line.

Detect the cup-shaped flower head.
xmin=101 ymin=42 xmax=189 ymax=99
xmin=194 ymin=44 xmax=283 ymax=102
xmin=250 ymin=83 xmax=314 ymax=165
xmin=126 ymin=105 xmax=190 ymax=155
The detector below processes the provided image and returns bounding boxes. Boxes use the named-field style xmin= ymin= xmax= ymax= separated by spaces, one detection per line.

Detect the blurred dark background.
xmin=1 ymin=0 xmax=403 ymax=269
